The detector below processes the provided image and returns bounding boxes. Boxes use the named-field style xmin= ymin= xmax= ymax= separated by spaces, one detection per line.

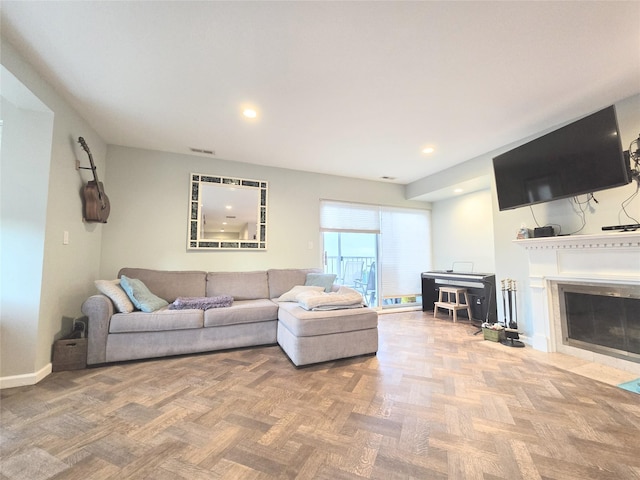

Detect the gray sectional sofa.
xmin=82 ymin=267 xmax=378 ymax=366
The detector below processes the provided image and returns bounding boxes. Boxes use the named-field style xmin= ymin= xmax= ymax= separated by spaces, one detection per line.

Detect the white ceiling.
xmin=2 ymin=1 xmax=639 ymax=188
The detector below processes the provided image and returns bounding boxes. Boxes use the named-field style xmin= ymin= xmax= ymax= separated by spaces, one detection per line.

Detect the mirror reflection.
xmin=188 ymin=174 xmax=267 ymax=250
xmin=201 ymin=186 xmax=258 ymax=240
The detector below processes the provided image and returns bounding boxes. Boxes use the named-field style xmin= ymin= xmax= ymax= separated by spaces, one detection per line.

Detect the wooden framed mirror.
xmin=187 ymin=173 xmax=267 ymax=250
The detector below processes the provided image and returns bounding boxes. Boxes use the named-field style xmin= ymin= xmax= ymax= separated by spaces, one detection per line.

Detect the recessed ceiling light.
xmin=454 ymin=188 xmax=464 ymax=194
xmin=243 ymin=109 xmax=257 ymax=118
xmin=422 ymin=147 xmax=435 ymax=154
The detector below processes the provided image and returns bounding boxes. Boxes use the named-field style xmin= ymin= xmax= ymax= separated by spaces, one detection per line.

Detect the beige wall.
xmin=1 ymin=40 xmax=107 ymax=386
xmin=0 ymin=38 xmax=432 ymax=387
xmin=492 ymin=93 xmax=640 ymax=340
xmin=100 ymin=145 xmax=432 ymax=278
xmin=431 ymin=189 xmax=495 ymax=273
xmin=1 ymin=94 xmax=52 ymax=379
xmin=3 ymin=31 xmax=637 ymax=386
xmin=426 ymin=94 xmax=640 ymax=340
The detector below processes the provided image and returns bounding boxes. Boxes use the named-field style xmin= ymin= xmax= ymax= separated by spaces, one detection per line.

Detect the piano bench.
xmin=434 ymin=287 xmax=473 ymax=323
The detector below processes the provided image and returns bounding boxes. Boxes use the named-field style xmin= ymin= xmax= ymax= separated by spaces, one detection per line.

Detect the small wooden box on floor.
xmin=52 ymin=338 xmax=87 ymax=371
xmin=482 ymin=328 xmax=505 ymax=342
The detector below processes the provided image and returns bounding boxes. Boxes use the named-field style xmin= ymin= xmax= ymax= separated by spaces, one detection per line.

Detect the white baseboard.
xmin=0 ymin=363 xmax=52 ymax=389
xmin=520 ymin=333 xmax=552 ymax=352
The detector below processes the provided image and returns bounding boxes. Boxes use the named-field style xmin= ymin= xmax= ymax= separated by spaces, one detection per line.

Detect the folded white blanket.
xmin=308 ymin=303 xmax=366 ymax=311
xmin=296 ymin=286 xmax=364 ymax=311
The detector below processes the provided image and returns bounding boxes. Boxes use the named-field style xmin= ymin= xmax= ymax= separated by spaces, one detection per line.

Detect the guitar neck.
xmin=78 ymin=137 xmax=106 ymax=208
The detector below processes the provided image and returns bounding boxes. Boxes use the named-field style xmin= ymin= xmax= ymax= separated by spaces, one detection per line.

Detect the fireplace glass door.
xmin=559 ymin=283 xmax=640 ymax=362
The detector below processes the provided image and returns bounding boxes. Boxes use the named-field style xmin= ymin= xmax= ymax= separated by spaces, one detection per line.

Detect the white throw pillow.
xmin=95 ymin=279 xmax=135 ymax=313
xmin=277 ymin=285 xmax=324 ymax=302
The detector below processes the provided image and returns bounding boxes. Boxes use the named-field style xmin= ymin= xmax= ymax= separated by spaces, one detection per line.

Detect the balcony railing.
xmin=325 ymin=255 xmax=422 ymax=309
xmin=324 ymin=256 xmax=374 ymax=280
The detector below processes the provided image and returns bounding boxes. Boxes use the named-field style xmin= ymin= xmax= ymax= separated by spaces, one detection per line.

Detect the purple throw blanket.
xmin=168 ymin=295 xmax=233 ymax=310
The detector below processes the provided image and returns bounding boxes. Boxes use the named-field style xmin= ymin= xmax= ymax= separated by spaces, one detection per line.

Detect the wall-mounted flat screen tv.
xmin=493 ymin=105 xmax=630 ymax=211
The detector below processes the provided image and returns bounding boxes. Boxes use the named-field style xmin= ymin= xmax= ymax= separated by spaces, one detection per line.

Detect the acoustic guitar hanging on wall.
xmin=78 ymin=136 xmax=110 ymax=223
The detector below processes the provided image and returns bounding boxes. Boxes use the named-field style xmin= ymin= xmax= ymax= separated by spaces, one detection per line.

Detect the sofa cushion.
xmin=109 ymin=308 xmax=204 ymax=333
xmin=277 ymin=302 xmax=378 ymax=337
xmin=119 ymin=268 xmax=206 ymax=302
xmin=267 ymin=268 xmax=322 ymax=299
xmin=120 ymin=275 xmax=169 ymax=313
xmin=94 ymin=279 xmax=134 ymax=313
xmin=206 ymin=271 xmax=269 ymax=300
xmin=204 ymin=299 xmax=278 ymax=327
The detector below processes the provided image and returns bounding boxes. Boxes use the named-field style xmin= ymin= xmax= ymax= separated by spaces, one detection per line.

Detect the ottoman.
xmin=276 ymin=302 xmax=378 ymax=366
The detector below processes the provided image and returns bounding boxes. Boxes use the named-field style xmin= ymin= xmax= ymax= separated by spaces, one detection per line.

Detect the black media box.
xmin=533 ymin=226 xmax=555 ymax=238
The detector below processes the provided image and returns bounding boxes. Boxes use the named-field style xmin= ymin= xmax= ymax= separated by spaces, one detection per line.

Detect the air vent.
xmin=189 ymin=147 xmax=215 ymax=155
xmin=380 ymin=176 xmax=397 ymax=180
xmin=226 ymin=215 xmax=236 ymax=219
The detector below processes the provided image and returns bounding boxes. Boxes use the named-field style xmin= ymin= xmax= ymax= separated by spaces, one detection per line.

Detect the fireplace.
xmin=516 ymin=231 xmax=640 ymax=374
xmin=558 ymin=282 xmax=640 ymax=363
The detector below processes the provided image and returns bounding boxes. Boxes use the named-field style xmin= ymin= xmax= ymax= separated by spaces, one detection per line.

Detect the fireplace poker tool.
xmin=512 ymin=280 xmax=518 ymax=329
xmin=509 ymin=280 xmax=517 ymax=329
xmin=501 ymin=278 xmax=524 ymax=348
xmin=507 ymin=279 xmax=513 ymax=327
xmin=501 ymin=279 xmax=507 ymax=327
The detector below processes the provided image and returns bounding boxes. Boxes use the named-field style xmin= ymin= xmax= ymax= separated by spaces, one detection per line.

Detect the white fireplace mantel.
xmin=515 ymin=231 xmax=640 ymax=251
xmin=515 ymin=231 xmax=640 ymax=284
xmin=514 ymin=230 xmax=640 ymax=373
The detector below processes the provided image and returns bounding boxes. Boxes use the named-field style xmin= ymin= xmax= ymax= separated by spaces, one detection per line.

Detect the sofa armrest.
xmin=81 ymin=294 xmax=114 ymax=365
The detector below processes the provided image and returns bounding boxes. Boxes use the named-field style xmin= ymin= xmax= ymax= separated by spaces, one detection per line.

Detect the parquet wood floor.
xmin=2 ymin=311 xmax=640 ymax=479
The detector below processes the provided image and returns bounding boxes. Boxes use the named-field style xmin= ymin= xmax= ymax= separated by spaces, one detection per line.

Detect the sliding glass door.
xmin=323 ymin=232 xmax=378 ymax=306
xmin=378 ymin=206 xmax=431 ymax=308
xmin=320 ymin=200 xmax=431 ymax=309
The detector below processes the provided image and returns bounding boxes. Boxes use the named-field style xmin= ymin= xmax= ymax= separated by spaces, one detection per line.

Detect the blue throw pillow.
xmin=120 ymin=275 xmax=169 ymax=312
xmin=305 ymin=273 xmax=336 ymax=293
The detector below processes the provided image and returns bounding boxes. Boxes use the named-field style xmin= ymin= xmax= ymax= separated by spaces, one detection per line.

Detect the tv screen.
xmin=493 ymin=105 xmax=630 ymax=211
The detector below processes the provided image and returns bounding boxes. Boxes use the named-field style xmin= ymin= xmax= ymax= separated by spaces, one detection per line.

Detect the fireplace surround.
xmin=516 ymin=231 xmax=640 ymax=374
